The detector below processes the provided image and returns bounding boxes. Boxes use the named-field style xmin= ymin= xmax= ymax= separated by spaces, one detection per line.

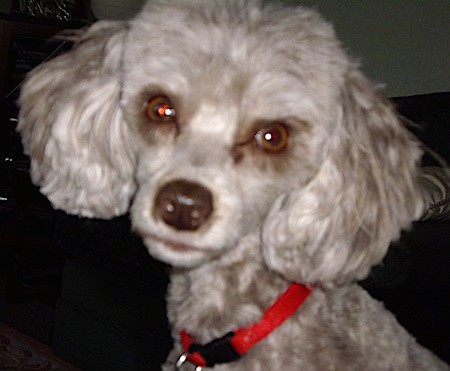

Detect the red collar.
xmin=176 ymin=282 xmax=312 ymax=369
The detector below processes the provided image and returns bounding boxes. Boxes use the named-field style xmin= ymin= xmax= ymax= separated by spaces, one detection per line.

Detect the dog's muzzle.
xmin=154 ymin=180 xmax=213 ymax=231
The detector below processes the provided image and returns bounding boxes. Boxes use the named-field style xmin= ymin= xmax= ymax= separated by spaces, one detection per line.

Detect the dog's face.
xmin=125 ymin=1 xmax=344 ymax=268
xmin=18 ymin=0 xmax=423 ymax=285
xmin=129 ymin=82 xmax=317 ymax=268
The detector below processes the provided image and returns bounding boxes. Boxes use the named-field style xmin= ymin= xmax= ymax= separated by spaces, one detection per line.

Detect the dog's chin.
xmin=143 ymin=236 xmax=217 ymax=268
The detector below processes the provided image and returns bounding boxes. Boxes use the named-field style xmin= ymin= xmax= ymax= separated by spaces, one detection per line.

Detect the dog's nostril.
xmin=154 ymin=180 xmax=213 ymax=231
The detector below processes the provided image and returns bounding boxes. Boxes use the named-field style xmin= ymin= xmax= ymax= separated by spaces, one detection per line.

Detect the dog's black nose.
xmin=154 ymin=180 xmax=213 ymax=231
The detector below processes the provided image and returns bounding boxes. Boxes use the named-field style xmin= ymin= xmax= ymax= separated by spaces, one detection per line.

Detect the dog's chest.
xmin=166 ymin=263 xmax=289 ymax=344
xmin=166 ymin=276 xmax=323 ymax=370
xmin=165 ymin=283 xmax=433 ymax=370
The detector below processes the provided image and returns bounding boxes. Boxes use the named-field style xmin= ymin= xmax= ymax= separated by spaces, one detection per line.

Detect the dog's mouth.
xmin=142 ymin=232 xmax=222 ymax=267
xmin=158 ymin=238 xmax=199 ymax=253
xmin=145 ymin=233 xmax=213 ymax=254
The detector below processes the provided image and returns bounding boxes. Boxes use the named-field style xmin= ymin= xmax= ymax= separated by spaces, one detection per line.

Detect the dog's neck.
xmin=166 ymin=233 xmax=290 ymax=344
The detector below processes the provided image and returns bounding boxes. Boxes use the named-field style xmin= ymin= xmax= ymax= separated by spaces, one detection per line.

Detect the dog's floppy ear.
xmin=263 ymin=69 xmax=424 ymax=287
xmin=18 ymin=21 xmax=136 ymax=218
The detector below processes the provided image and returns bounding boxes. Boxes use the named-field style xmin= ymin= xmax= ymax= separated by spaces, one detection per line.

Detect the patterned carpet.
xmin=0 ymin=322 xmax=79 ymax=370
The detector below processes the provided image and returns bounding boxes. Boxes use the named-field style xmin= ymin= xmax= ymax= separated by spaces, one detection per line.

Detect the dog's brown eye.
xmin=146 ymin=96 xmax=176 ymax=122
xmin=255 ymin=123 xmax=289 ymax=153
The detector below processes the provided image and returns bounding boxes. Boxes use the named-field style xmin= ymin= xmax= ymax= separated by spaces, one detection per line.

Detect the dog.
xmin=18 ymin=0 xmax=449 ymax=369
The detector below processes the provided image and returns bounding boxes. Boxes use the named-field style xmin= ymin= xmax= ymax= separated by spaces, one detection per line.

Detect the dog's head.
xmin=18 ymin=0 xmax=423 ymax=286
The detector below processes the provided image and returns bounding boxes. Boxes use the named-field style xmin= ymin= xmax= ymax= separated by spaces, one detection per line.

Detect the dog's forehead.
xmin=123 ymin=1 xmax=348 ymax=126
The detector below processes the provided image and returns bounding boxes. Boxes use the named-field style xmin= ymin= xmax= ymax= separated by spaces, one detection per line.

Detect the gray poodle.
xmin=18 ymin=0 xmax=449 ymax=369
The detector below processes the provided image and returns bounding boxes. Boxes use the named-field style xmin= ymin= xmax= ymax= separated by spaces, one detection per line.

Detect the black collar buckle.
xmin=177 ymin=331 xmax=242 ymax=369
